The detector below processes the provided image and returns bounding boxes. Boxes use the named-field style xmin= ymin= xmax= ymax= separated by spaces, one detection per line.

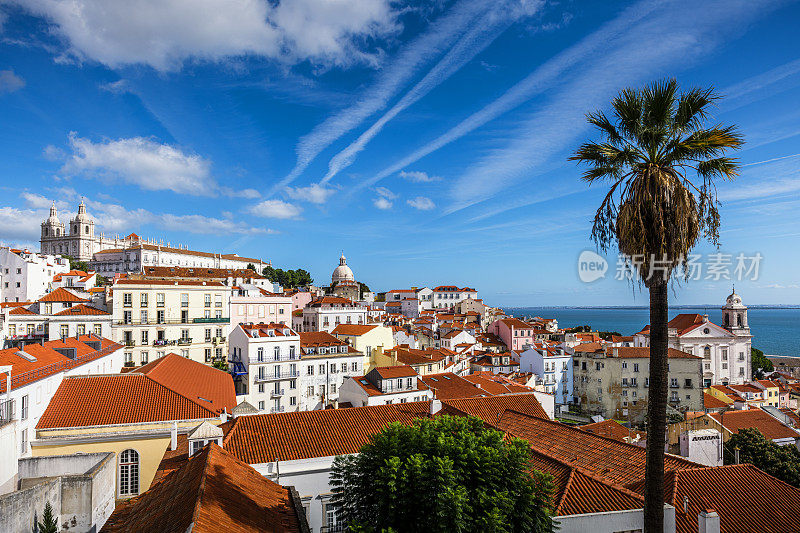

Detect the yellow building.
xmin=331 ymin=323 xmax=395 ymax=369
xmin=32 ymin=354 xmax=235 ymax=499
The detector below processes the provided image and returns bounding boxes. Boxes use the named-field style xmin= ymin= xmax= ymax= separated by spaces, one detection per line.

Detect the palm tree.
xmin=570 ymin=79 xmax=743 ymax=532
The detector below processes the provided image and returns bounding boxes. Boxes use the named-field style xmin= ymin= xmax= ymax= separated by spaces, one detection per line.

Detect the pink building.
xmin=285 ymin=290 xmax=314 ymax=312
xmin=488 ymin=317 xmax=536 ymax=351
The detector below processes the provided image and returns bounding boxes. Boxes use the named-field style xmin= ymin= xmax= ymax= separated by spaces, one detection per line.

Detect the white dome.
xmin=45 ymin=202 xmax=60 ymax=225
xmin=332 ymin=254 xmax=355 ymax=284
xmin=73 ymin=200 xmax=91 ymax=223
xmin=724 ymin=290 xmax=745 ymax=309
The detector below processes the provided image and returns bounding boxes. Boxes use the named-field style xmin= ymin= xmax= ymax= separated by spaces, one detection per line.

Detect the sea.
xmin=505 ymin=306 xmax=800 ymax=358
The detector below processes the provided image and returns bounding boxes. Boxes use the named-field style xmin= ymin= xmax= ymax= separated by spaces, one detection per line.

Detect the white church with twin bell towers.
xmin=633 ymin=289 xmax=752 ymax=387
xmin=40 ymin=200 xmax=136 ymax=261
xmin=40 ymin=200 xmax=269 ymax=273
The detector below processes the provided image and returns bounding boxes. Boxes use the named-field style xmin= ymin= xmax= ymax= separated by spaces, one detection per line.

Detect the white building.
xmin=518 ymin=342 xmax=573 ymax=405
xmin=40 ymin=201 xmax=270 ymax=272
xmin=228 ymin=325 xmax=364 ymax=412
xmin=2 ymin=288 xmax=112 ymax=347
xmin=230 ymin=285 xmax=293 ymax=330
xmin=431 ymin=285 xmax=478 ymax=310
xmin=0 ymin=335 xmax=124 ymax=468
xmin=338 ymin=365 xmax=431 ymax=407
xmin=634 ymin=291 xmax=752 ymax=387
xmin=110 ymin=279 xmax=229 ymax=366
xmin=297 ymin=296 xmax=367 ymax=333
xmin=0 ymin=247 xmax=70 ymax=303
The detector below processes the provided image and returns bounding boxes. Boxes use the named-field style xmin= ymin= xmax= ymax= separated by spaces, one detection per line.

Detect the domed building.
xmin=326 ymin=254 xmax=369 ymax=301
xmin=331 ymin=254 xmax=355 ymax=285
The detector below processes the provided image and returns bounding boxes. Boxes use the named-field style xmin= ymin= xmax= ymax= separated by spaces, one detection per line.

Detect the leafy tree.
xmin=261 ymin=266 xmax=314 ymax=288
xmin=571 ymin=79 xmax=743 ymax=531
xmin=211 ymin=359 xmax=229 ymax=372
xmin=751 ymin=347 xmax=773 ymax=379
xmin=598 ymin=331 xmax=622 ymax=340
xmin=330 ymin=415 xmax=555 ymax=533
xmin=246 ymin=263 xmax=256 ymax=271
xmin=36 ymin=501 xmax=58 ymax=533
xmin=724 ymin=427 xmax=800 ymax=487
xmin=62 ymin=254 xmax=89 ymax=272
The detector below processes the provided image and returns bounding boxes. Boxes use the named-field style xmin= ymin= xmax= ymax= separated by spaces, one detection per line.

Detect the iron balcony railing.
xmin=254 ymin=370 xmax=301 ymax=382
xmin=270 ymin=389 xmax=285 ymax=398
xmin=193 ymin=317 xmax=228 ymax=324
xmin=270 ymin=406 xmax=285 ymax=414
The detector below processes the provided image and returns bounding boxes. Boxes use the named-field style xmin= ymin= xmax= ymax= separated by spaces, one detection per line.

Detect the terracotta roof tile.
xmin=36 ymin=373 xmax=219 ymax=429
xmin=579 ymin=419 xmax=646 ymax=443
xmin=496 ymin=410 xmax=698 ymax=485
xmin=101 ymin=443 xmax=304 ymax=533
xmin=53 ymin=303 xmax=109 ymax=316
xmin=704 ymin=393 xmax=729 ymax=410
xmin=37 ymin=287 xmax=91 ymax=303
xmin=331 ymin=324 xmax=379 ymax=336
xmin=708 ymin=409 xmax=800 ymax=441
xmin=137 ymin=353 xmax=236 ymax=414
xmin=374 ymin=365 xmax=418 ymax=379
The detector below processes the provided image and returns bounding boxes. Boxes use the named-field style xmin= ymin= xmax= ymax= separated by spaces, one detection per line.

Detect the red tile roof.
xmin=708 ymin=409 xmax=800 ymax=441
xmin=374 ymin=365 xmax=418 ymax=379
xmin=331 ymin=323 xmax=379 ymax=336
xmin=8 ymin=306 xmax=37 ymax=315
xmin=36 ymin=373 xmax=219 ymax=429
xmin=611 ymin=347 xmax=701 ymax=359
xmin=419 ymin=373 xmax=489 ymax=399
xmin=223 ymin=402 xmax=432 ymax=463
xmin=53 ymin=303 xmax=109 ymax=316
xmin=101 ymin=443 xmax=304 ymax=533
xmin=0 ymin=336 xmax=121 ymax=393
xmin=137 ymin=353 xmax=236 ymax=414
xmin=529 ymin=449 xmax=645 ymax=516
xmin=38 ymin=287 xmax=91 ymax=303
xmin=579 ymin=419 xmax=646 ymax=443
xmin=628 ymin=464 xmax=800 ymax=533
xmin=441 ymin=394 xmax=549 ymax=423
xmin=496 ymin=410 xmax=698 ymax=485
xmin=114 ymin=279 xmax=225 ymax=287
xmin=704 ymin=393 xmax=729 ymax=410
xmin=461 ymin=373 xmax=534 ymax=395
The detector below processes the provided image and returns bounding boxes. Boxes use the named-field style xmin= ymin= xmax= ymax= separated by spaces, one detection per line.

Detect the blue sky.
xmin=1 ymin=0 xmax=800 ymax=307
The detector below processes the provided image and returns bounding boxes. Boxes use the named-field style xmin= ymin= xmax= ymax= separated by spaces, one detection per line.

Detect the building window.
xmin=181 ymin=293 xmax=189 ymax=307
xmin=140 ymin=293 xmax=148 ymax=307
xmin=123 ymin=293 xmax=132 ymax=307
xmin=141 ymin=351 xmax=149 ymax=364
xmin=119 ymin=449 xmax=140 ymax=496
xmin=94 ymin=323 xmax=103 ymax=336
xmin=60 ymin=324 xmax=69 ymax=338
xmin=21 ymin=394 xmax=28 ymax=420
xmin=307 ymin=386 xmax=315 ymax=397
xmin=20 ymin=429 xmax=27 ymax=454
xmin=258 ymin=401 xmax=265 ymax=411
xmin=156 ymin=293 xmax=165 ymax=307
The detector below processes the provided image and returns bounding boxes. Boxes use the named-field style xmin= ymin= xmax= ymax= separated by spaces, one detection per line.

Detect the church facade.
xmin=634 ymin=290 xmax=752 ymax=386
xmin=40 ymin=200 xmax=269 ymax=273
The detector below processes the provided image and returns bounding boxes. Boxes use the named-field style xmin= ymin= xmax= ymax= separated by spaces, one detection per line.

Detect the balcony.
xmin=254 ymin=370 xmax=300 ymax=382
xmin=270 ymin=406 xmax=285 ymax=414
xmin=193 ymin=317 xmax=228 ymax=324
xmin=152 ymin=339 xmax=177 ymax=347
xmin=123 ymin=340 xmax=136 ymax=347
xmin=177 ymin=338 xmax=193 ymax=346
xmin=212 ymin=336 xmax=225 ymax=345
xmin=670 ymin=383 xmax=680 ymax=389
xmin=270 ymin=389 xmax=285 ymax=398
xmin=320 ymin=525 xmax=347 ymax=533
xmin=0 ymin=399 xmax=14 ymax=426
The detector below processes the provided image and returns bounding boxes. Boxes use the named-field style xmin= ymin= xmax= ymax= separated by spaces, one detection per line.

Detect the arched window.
xmin=737 ymin=314 xmax=742 ymax=327
xmin=703 ymin=346 xmax=711 ymax=359
xmin=119 ymin=449 xmax=140 ymax=496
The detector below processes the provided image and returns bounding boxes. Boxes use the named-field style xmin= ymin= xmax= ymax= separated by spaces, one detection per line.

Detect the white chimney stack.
xmin=170 ymin=421 xmax=178 ymax=451
xmin=698 ymin=510 xmax=720 ymax=533
xmin=430 ymin=398 xmax=442 ymax=415
xmin=220 ymin=409 xmax=228 ymax=424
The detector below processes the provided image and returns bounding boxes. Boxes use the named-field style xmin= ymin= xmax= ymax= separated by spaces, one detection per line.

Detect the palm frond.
xmin=675 ymin=86 xmax=717 ymax=132
xmin=586 ymin=111 xmax=623 ymax=145
xmin=696 ymin=157 xmax=740 ymax=180
xmin=611 ymin=88 xmax=643 ymax=140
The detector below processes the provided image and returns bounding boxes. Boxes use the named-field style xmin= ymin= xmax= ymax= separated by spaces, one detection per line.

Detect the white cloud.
xmin=275 ymin=0 xmax=500 ymax=191
xmin=43 ymin=145 xmax=66 ymax=161
xmin=407 ymin=196 xmax=435 ymax=210
xmin=250 ymin=199 xmax=302 ymax=219
xmin=285 ymin=183 xmax=335 ymax=204
xmin=0 ymin=69 xmax=25 ymax=93
xmin=13 ymin=0 xmax=400 ymax=71
xmin=373 ymin=197 xmax=392 ymax=210
xmin=320 ymin=0 xmax=542 ymax=184
xmin=399 ymin=170 xmax=440 ymax=183
xmin=0 ymin=207 xmax=44 ymax=242
xmin=60 ymin=133 xmax=217 ymax=196
xmin=375 ymin=186 xmax=397 ymax=199
xmin=99 ymin=79 xmax=132 ymax=94
xmin=220 ymin=187 xmax=261 ymax=199
xmin=21 ymin=192 xmax=56 ymax=209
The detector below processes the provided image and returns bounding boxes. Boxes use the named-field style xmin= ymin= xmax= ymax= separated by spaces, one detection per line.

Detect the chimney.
xmin=170 ymin=421 xmax=178 ymax=451
xmin=429 ymin=398 xmax=442 ymax=415
xmin=703 ymin=314 xmax=709 ymax=323
xmin=698 ymin=510 xmax=720 ymax=533
xmin=220 ymin=409 xmax=228 ymax=424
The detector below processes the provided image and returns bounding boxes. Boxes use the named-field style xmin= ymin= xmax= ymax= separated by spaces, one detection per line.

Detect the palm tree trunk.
xmin=644 ymin=278 xmax=668 ymax=532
